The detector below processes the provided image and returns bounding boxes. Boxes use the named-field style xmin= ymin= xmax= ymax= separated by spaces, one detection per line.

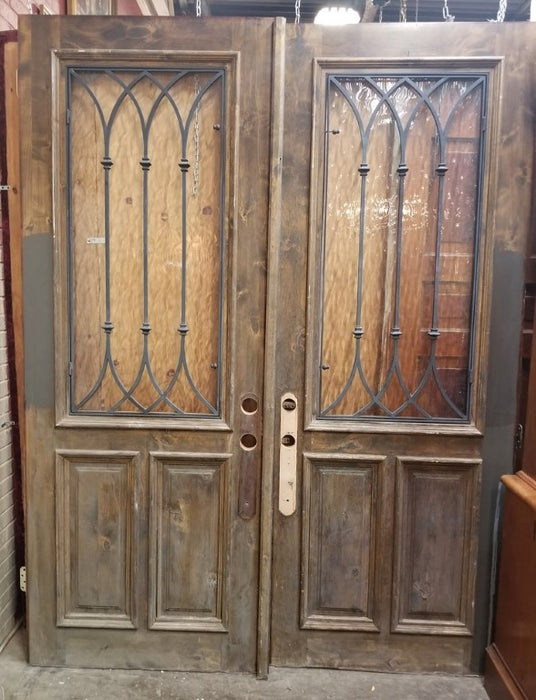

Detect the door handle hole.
xmin=281 ymin=434 xmax=296 ymax=447
xmin=241 ymin=395 xmax=259 ymax=414
xmin=282 ymin=398 xmax=296 ymax=411
xmin=240 ymin=433 xmax=257 ymax=450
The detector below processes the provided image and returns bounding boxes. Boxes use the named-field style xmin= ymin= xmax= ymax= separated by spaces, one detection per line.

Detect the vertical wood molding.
xmin=257 ymin=15 xmax=286 ymax=679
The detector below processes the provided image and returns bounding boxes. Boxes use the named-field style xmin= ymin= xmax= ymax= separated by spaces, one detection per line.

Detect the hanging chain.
xmin=373 ymin=0 xmax=390 ymax=23
xmin=192 ymin=74 xmax=201 ymax=198
xmin=442 ymin=0 xmax=455 ymax=21
xmin=195 ymin=0 xmax=201 ymax=17
xmin=295 ymin=0 xmax=301 ymax=23
xmin=492 ymin=0 xmax=508 ymax=22
xmin=399 ymin=0 xmax=407 ymax=22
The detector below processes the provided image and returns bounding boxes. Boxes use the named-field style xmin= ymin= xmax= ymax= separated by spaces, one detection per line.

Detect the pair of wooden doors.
xmin=20 ymin=15 xmax=531 ymax=675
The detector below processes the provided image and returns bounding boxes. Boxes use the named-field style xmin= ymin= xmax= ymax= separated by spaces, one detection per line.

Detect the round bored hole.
xmin=240 ymin=433 xmax=257 ymax=450
xmin=281 ymin=434 xmax=296 ymax=447
xmin=241 ymin=396 xmax=258 ymax=414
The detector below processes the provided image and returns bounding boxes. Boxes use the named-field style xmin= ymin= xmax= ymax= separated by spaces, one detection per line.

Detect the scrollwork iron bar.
xmin=318 ymin=73 xmax=487 ymax=421
xmin=67 ymin=69 xmax=143 ymax=412
xmin=67 ymin=67 xmax=225 ymax=416
xmin=321 ymin=76 xmax=414 ymax=417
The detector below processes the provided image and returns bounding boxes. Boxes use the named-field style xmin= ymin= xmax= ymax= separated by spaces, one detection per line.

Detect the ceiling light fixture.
xmin=314 ymin=6 xmax=361 ymax=25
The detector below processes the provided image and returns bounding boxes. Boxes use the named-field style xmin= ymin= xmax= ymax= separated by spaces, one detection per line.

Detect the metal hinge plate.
xmin=515 ymin=423 xmax=524 ymax=452
xmin=0 ymin=185 xmax=11 ymax=191
xmin=19 ymin=566 xmax=26 ymax=592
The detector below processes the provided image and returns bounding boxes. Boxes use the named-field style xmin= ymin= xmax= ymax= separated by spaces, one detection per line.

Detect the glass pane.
xmin=318 ymin=73 xmax=485 ymax=422
xmin=68 ymin=67 xmax=226 ymax=417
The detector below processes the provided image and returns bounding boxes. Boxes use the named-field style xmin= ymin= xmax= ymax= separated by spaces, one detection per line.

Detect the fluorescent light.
xmin=314 ymin=6 xmax=361 ymax=25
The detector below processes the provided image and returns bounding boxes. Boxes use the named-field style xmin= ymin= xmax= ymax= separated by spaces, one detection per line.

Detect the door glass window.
xmin=318 ymin=73 xmax=487 ymax=421
xmin=67 ymin=67 xmax=226 ymax=417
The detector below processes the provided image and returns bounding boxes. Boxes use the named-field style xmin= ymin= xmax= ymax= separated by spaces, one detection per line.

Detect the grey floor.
xmin=1 ymin=628 xmax=490 ymax=700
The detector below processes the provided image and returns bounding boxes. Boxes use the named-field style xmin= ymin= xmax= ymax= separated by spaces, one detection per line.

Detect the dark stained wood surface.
xmin=485 ymin=473 xmax=536 ymax=699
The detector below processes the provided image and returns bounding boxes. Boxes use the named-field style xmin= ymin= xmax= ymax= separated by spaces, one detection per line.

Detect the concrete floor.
xmin=1 ymin=629 xmax=490 ymax=700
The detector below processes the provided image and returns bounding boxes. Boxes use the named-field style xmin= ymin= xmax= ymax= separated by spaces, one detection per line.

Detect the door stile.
xmin=257 ymin=15 xmax=285 ymax=679
xmin=20 ymin=16 xmax=59 ymax=665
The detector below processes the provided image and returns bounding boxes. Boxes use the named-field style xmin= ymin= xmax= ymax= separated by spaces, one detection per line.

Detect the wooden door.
xmin=21 ymin=17 xmax=535 ymax=676
xmin=268 ymin=23 xmax=532 ymax=674
xmin=20 ymin=15 xmax=278 ymax=671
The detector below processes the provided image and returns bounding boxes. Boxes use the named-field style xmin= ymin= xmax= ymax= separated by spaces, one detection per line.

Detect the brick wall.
xmin=0 ymin=0 xmax=64 ymax=31
xmin=0 ymin=32 xmax=20 ymax=650
xmin=0 ymin=234 xmax=16 ymax=650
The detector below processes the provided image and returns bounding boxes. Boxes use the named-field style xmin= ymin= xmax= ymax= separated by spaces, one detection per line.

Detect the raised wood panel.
xmin=392 ymin=456 xmax=480 ymax=635
xmin=55 ymin=450 xmax=139 ymax=628
xmin=149 ymin=452 xmax=230 ymax=631
xmin=301 ymin=453 xmax=384 ymax=631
